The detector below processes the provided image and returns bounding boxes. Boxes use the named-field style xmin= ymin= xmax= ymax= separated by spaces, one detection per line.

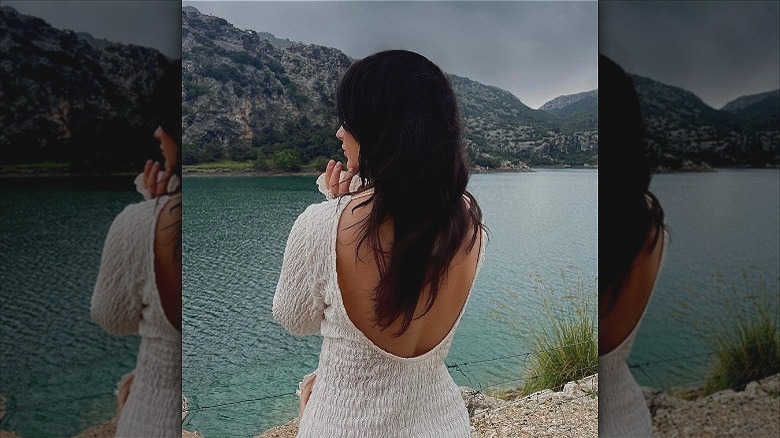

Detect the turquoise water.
xmin=2 ymin=169 xmax=773 ymax=436
xmin=0 ymin=177 xmax=145 ymax=437
xmin=630 ymin=169 xmax=780 ymax=390
xmin=181 ymin=170 xmax=598 ymax=437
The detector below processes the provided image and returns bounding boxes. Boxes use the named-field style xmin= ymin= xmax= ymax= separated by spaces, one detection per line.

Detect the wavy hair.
xmin=599 ymin=54 xmax=666 ymax=313
xmin=152 ymin=59 xmax=182 ymax=263
xmin=152 ymin=59 xmax=183 ymax=188
xmin=336 ymin=50 xmax=484 ymax=335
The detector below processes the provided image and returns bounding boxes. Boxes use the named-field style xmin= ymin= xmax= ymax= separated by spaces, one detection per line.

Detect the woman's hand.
xmin=298 ymin=374 xmax=316 ymax=418
xmin=325 ymin=160 xmax=355 ymax=198
xmin=143 ymin=160 xmax=173 ymax=198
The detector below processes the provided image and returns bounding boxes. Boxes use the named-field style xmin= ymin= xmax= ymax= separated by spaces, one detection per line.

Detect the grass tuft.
xmin=703 ymin=273 xmax=780 ymax=395
xmin=492 ymin=269 xmax=597 ymax=396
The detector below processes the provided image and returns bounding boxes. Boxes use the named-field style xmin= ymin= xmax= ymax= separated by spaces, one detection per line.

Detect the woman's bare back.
xmin=598 ymin=228 xmax=665 ymax=355
xmin=336 ymin=195 xmax=482 ymax=358
xmin=154 ymin=195 xmax=182 ymax=332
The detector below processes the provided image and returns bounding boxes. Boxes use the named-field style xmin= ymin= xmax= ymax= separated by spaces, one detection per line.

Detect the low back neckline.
xmin=599 ymin=230 xmax=669 ymax=359
xmin=327 ymin=195 xmax=484 ymax=362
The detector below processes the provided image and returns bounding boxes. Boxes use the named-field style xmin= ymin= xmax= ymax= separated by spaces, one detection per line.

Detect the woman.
xmin=598 ymin=54 xmax=668 ymax=437
xmin=90 ymin=60 xmax=182 ymax=437
xmin=273 ymin=50 xmax=486 ymax=437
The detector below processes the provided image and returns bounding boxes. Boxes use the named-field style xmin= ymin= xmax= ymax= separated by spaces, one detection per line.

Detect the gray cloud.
xmin=184 ymin=1 xmax=597 ymax=109
xmin=4 ymin=0 xmax=181 ymax=59
xmin=600 ymin=1 xmax=780 ymax=109
xmin=5 ymin=1 xmax=598 ymax=108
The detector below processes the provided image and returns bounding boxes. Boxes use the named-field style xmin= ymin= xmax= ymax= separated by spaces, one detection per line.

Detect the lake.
xmin=629 ymin=169 xmax=780 ymax=391
xmin=0 ymin=177 xmax=144 ymax=437
xmin=181 ymin=170 xmax=598 ymax=437
xmin=4 ymin=169 xmax=769 ymax=437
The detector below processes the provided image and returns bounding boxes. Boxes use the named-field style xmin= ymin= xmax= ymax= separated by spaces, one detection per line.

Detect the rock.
xmin=0 ymin=394 xmax=21 ymax=438
xmin=254 ymin=375 xmax=599 ymax=437
xmin=469 ymin=374 xmax=598 ymax=437
xmin=646 ymin=373 xmax=780 ymax=437
xmin=72 ymin=418 xmax=116 ymax=438
xmin=254 ymin=419 xmax=299 ymax=438
xmin=182 ymin=395 xmax=189 ymax=422
xmin=744 ymin=380 xmax=761 ymax=397
xmin=460 ymin=387 xmax=506 ymax=415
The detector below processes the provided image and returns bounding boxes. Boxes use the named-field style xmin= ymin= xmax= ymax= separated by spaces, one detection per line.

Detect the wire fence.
xmin=1 ymin=342 xmax=598 ymax=436
xmin=446 ymin=343 xmax=598 ymax=438
xmin=178 ymin=341 xmax=600 ymax=437
xmin=624 ymin=339 xmax=780 ymax=437
xmin=4 ymin=339 xmax=777 ymax=437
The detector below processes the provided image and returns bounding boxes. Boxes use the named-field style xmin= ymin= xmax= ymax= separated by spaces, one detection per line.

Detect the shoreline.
xmin=4 ymin=373 xmax=775 ymax=437
xmin=4 ymin=163 xmax=779 ymax=178
xmin=1 ymin=164 xmax=590 ymax=178
xmin=231 ymin=375 xmax=599 ymax=438
xmin=239 ymin=372 xmax=780 ymax=438
xmin=0 ymin=169 xmax=138 ymax=178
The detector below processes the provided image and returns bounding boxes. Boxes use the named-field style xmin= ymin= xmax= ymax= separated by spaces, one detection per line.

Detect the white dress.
xmin=598 ymin=234 xmax=668 ymax=437
xmin=91 ymin=188 xmax=181 ymax=437
xmin=273 ymin=196 xmax=484 ymax=437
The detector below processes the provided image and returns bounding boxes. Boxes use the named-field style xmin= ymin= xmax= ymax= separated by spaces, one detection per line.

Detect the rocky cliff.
xmin=0 ymin=6 xmax=172 ymax=171
xmin=631 ymin=75 xmax=779 ymax=169
xmin=181 ymin=6 xmax=598 ymax=169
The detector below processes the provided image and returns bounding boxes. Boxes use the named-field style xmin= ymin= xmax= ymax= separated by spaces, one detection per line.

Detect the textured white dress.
xmin=273 ymin=196 xmax=484 ymax=437
xmin=598 ymin=234 xmax=668 ymax=437
xmin=91 ymin=187 xmax=181 ymax=437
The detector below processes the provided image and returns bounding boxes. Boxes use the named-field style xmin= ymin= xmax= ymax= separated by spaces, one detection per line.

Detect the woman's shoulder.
xmin=111 ymin=198 xmax=157 ymax=227
xmin=110 ymin=196 xmax=177 ymax=234
xmin=295 ymin=198 xmax=344 ymax=226
xmin=154 ymin=194 xmax=181 ymax=221
xmin=120 ymin=196 xmax=164 ymax=214
xmin=286 ymin=199 xmax=352 ymax=255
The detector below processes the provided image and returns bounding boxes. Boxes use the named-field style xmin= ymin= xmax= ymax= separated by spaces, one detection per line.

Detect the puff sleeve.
xmin=272 ymin=204 xmax=329 ymax=335
xmin=315 ymin=172 xmax=363 ymax=200
xmin=90 ymin=202 xmax=151 ymax=335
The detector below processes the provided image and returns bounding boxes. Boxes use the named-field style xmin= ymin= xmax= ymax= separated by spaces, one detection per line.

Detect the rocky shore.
xmin=2 ymin=373 xmax=777 ymax=436
xmin=646 ymin=373 xmax=779 ymax=437
xmin=252 ymin=375 xmax=598 ymax=438
xmin=252 ymin=373 xmax=780 ymax=438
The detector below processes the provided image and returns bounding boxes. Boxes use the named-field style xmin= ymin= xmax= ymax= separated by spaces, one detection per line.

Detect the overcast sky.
xmin=4 ymin=1 xmax=597 ymax=109
xmin=183 ymin=1 xmax=598 ymax=109
xmin=600 ymin=1 xmax=780 ymax=109
xmin=4 ymin=0 xmax=181 ymax=59
xmin=7 ymin=1 xmax=777 ymax=110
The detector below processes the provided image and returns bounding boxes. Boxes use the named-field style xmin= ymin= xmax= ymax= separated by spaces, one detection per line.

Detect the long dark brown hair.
xmin=599 ymin=54 xmax=666 ymax=314
xmin=336 ymin=50 xmax=485 ymax=335
xmin=151 ymin=59 xmax=182 ymax=331
xmin=152 ymin=59 xmax=182 ymax=261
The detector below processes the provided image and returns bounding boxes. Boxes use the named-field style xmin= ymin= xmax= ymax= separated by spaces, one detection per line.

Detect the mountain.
xmin=449 ymin=75 xmax=596 ymax=167
xmin=721 ymin=89 xmax=780 ymax=133
xmin=75 ymin=32 xmax=113 ymax=50
xmin=181 ymin=6 xmax=597 ymax=169
xmin=540 ymin=89 xmax=597 ymax=112
xmin=722 ymin=89 xmax=779 ymax=111
xmin=181 ymin=5 xmax=351 ymax=168
xmin=0 ymin=6 xmax=171 ymax=170
xmin=630 ymin=75 xmax=779 ymax=168
xmin=539 ymin=89 xmax=597 ymax=134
